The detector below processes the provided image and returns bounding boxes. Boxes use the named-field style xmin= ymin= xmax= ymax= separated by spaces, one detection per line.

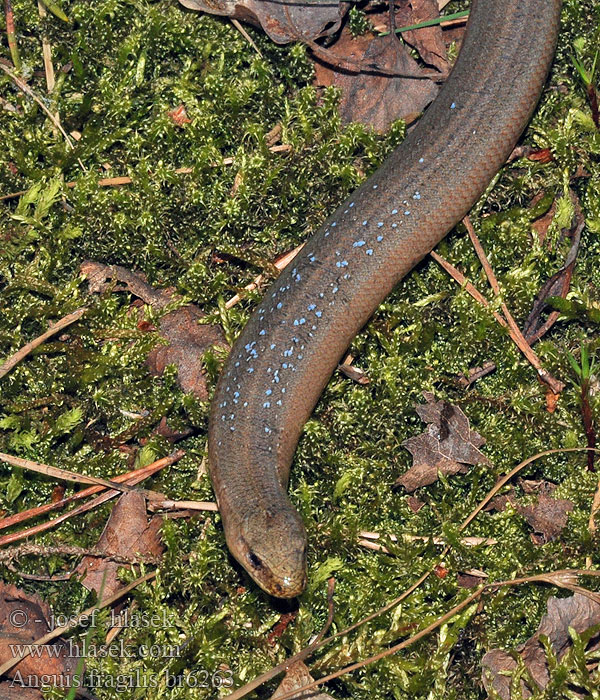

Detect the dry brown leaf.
xmin=178 ymin=0 xmax=347 ymax=45
xmin=0 ymin=583 xmax=80 ymax=689
xmin=482 ymin=593 xmax=600 ymax=699
xmin=314 ymin=29 xmax=438 ymax=132
xmin=0 ymin=681 xmax=42 ymax=699
xmin=395 ymin=0 xmax=450 ymax=72
xmin=75 ymin=491 xmax=164 ymax=597
xmin=516 ymin=493 xmax=573 ymax=543
xmin=147 ymin=305 xmax=227 ymax=400
xmin=81 ymin=262 xmax=227 ymax=400
xmin=271 ymin=660 xmax=333 ymax=700
xmin=396 ymin=392 xmax=490 ymax=492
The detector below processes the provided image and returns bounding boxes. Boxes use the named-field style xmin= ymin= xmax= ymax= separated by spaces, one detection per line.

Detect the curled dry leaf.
xmin=178 ymin=0 xmax=347 ymax=45
xmin=0 ymin=582 xmax=80 ymax=689
xmin=147 ymin=304 xmax=227 ymax=400
xmin=271 ymin=660 xmax=333 ymax=700
xmin=0 ymin=681 xmax=42 ymax=699
xmin=485 ymin=480 xmax=573 ymax=543
xmin=482 ymin=593 xmax=600 ymax=699
xmin=75 ymin=491 xmax=164 ymax=598
xmin=396 ymin=392 xmax=490 ymax=492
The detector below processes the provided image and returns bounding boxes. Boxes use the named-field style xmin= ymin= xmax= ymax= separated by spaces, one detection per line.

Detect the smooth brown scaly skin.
xmin=208 ymin=0 xmax=563 ymax=598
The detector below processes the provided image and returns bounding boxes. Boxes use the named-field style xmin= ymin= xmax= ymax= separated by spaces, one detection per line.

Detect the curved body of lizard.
xmin=208 ymin=0 xmax=563 ymax=597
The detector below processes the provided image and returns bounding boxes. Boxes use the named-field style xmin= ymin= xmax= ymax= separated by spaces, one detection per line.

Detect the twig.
xmin=429 ymin=251 xmax=508 ymax=328
xmin=148 ymin=499 xmax=218 ymax=512
xmin=231 ymin=18 xmax=262 ymax=57
xmin=0 ymin=452 xmax=182 ymax=531
xmin=0 ymin=451 xmax=184 ymax=547
xmin=37 ymin=0 xmax=55 ymax=93
xmin=0 ymin=307 xmax=87 ymax=379
xmin=357 ymin=532 xmax=497 ymax=552
xmin=0 ymin=451 xmax=140 ymax=493
xmin=463 ymin=216 xmax=564 ymax=394
xmin=0 ymin=569 xmax=157 ymax=676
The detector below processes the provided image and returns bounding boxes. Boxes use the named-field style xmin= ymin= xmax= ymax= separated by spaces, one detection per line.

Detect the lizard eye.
xmin=248 ymin=552 xmax=263 ymax=569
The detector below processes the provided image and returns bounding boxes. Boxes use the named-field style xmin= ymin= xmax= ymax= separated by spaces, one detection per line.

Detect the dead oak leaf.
xmin=482 ymin=593 xmax=600 ymax=699
xmin=147 ymin=304 xmax=227 ymax=400
xmin=81 ymin=261 xmax=227 ymax=400
xmin=394 ymin=0 xmax=450 ymax=73
xmin=396 ymin=392 xmax=490 ymax=492
xmin=75 ymin=491 xmax=164 ymax=598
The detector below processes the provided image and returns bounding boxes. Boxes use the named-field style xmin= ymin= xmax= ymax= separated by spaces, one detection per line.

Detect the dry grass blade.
xmin=0 ymin=145 xmax=292 ymax=202
xmin=0 ymin=451 xmax=137 ymax=493
xmin=0 ymin=307 xmax=87 ymax=378
xmin=0 ymin=452 xmax=183 ymax=531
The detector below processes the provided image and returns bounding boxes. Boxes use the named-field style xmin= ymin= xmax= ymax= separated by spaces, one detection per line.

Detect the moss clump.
xmin=1 ymin=0 xmax=600 ymax=698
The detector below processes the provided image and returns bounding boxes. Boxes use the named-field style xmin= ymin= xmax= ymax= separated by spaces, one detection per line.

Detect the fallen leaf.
xmin=314 ymin=29 xmax=438 ymax=132
xmin=271 ymin=660 xmax=333 ymax=700
xmin=81 ymin=262 xmax=227 ymax=400
xmin=178 ymin=0 xmax=346 ymax=45
xmin=0 ymin=681 xmax=42 ymax=699
xmin=75 ymin=491 xmax=164 ymax=597
xmin=396 ymin=392 xmax=490 ymax=492
xmin=457 ymin=569 xmax=488 ymax=588
xmin=147 ymin=304 xmax=227 ymax=400
xmin=516 ymin=493 xmax=573 ymax=543
xmin=394 ymin=0 xmax=450 ymax=73
xmin=0 ymin=583 xmax=80 ymax=689
xmin=406 ymin=495 xmax=424 ymax=513
xmin=482 ymin=593 xmax=600 ymax=698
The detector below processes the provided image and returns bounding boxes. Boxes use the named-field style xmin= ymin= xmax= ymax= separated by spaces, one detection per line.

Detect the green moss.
xmin=1 ymin=0 xmax=600 ymax=698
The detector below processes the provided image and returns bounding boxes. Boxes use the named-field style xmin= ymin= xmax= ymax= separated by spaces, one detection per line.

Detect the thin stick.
xmin=37 ymin=0 xmax=55 ymax=93
xmin=463 ymin=216 xmax=564 ymax=394
xmin=0 ymin=569 xmax=157 ymax=676
xmin=148 ymin=499 xmax=218 ymax=512
xmin=430 ymin=251 xmax=508 ymax=328
xmin=0 ymin=451 xmax=140 ymax=493
xmin=0 ymin=451 xmax=184 ymax=547
xmin=0 ymin=307 xmax=86 ymax=379
xmin=231 ymin=18 xmax=262 ymax=57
